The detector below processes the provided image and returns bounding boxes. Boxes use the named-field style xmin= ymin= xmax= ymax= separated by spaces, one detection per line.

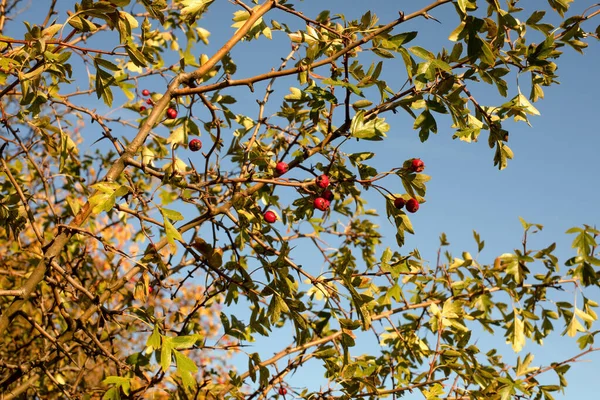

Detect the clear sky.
xmin=12 ymin=0 xmax=600 ymax=398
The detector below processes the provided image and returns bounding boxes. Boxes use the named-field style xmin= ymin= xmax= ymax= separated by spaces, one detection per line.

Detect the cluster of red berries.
xmin=392 ymin=158 xmax=425 ymax=213
xmin=313 ymin=174 xmax=331 ymax=211
xmin=140 ymin=88 xmax=178 ymax=119
xmin=264 ymin=161 xmax=334 ymax=223
xmin=393 ymin=197 xmax=419 ymax=213
xmin=141 ymin=89 xmax=152 ymax=112
xmin=263 ymin=158 xmax=425 ymax=223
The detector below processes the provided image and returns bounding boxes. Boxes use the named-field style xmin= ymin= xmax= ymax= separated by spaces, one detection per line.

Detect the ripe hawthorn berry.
xmin=316 ymin=174 xmax=330 ymax=189
xmin=394 ymin=197 xmax=405 ymax=209
xmin=411 ymin=158 xmax=425 ymax=173
xmin=189 ymin=139 xmax=202 ymax=152
xmin=406 ymin=198 xmax=419 ymax=213
xmin=264 ymin=210 xmax=277 ymax=223
xmin=146 ymin=98 xmax=153 ymax=105
xmin=142 ymin=89 xmax=150 ymax=96
xmin=140 ymin=106 xmax=146 ymax=112
xmin=314 ymin=197 xmax=329 ymax=211
xmin=322 ymin=189 xmax=334 ymax=201
xmin=278 ymin=387 xmax=287 ymax=395
xmin=166 ymin=108 xmax=178 ymax=119
xmin=275 ymin=161 xmax=289 ymax=175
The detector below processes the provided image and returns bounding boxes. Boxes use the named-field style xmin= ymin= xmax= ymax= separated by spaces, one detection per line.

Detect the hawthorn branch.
xmin=173 ymin=0 xmax=453 ymax=97
xmin=0 ymin=28 xmax=77 ymax=101
xmin=0 ymin=156 xmax=45 ymax=245
xmin=355 ymin=378 xmax=447 ymax=398
xmin=373 ymin=278 xmax=580 ymax=322
xmin=273 ymin=2 xmax=344 ymax=38
xmin=0 ymin=0 xmax=278 ymax=336
xmin=0 ymin=37 xmax=128 ymax=56
xmin=523 ymin=345 xmax=600 ymax=383
xmin=0 ymin=0 xmax=7 ymax=34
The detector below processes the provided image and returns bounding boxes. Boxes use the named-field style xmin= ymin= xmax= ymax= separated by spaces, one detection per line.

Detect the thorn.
xmin=423 ymin=12 xmax=441 ymax=24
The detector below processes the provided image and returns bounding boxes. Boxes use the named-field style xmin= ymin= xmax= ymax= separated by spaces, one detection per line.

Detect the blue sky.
xmin=12 ymin=0 xmax=600 ymax=398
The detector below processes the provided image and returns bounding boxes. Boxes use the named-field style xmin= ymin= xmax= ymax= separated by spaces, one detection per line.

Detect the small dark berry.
xmin=394 ymin=197 xmax=405 ymax=209
xmin=189 ymin=139 xmax=202 ymax=152
xmin=264 ymin=210 xmax=277 ymax=223
xmin=316 ymin=174 xmax=330 ymax=189
xmin=322 ymin=190 xmax=334 ymax=201
xmin=275 ymin=162 xmax=289 ymax=175
xmin=142 ymin=89 xmax=150 ymax=96
xmin=406 ymin=198 xmax=419 ymax=213
xmin=278 ymin=387 xmax=287 ymax=395
xmin=140 ymin=106 xmax=146 ymax=112
xmin=146 ymin=98 xmax=153 ymax=105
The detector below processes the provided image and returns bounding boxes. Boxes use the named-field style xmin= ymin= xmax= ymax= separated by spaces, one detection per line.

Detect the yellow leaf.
xmin=511 ymin=313 xmax=525 ymax=353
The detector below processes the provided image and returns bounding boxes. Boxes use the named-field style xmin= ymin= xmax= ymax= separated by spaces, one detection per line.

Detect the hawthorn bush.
xmin=0 ymin=1 xmax=598 ymax=399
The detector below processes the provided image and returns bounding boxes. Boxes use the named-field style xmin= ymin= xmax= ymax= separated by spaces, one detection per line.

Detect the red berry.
xmin=166 ymin=108 xmax=177 ymax=119
xmin=275 ymin=161 xmax=289 ymax=175
xmin=142 ymin=89 xmax=150 ymax=96
xmin=316 ymin=174 xmax=329 ymax=189
xmin=264 ymin=210 xmax=277 ymax=223
xmin=406 ymin=198 xmax=419 ymax=213
xmin=140 ymin=106 xmax=146 ymax=112
xmin=146 ymin=98 xmax=153 ymax=105
xmin=189 ymin=139 xmax=202 ymax=152
xmin=394 ymin=197 xmax=405 ymax=209
xmin=322 ymin=189 xmax=334 ymax=201
xmin=411 ymin=158 xmax=425 ymax=173
xmin=278 ymin=387 xmax=287 ymax=395
xmin=314 ymin=197 xmax=329 ymax=211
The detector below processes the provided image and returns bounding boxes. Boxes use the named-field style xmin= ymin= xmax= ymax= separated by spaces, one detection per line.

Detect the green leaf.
xmin=350 ymin=110 xmax=389 ymax=141
xmin=516 ymin=353 xmax=538 ymax=376
xmin=174 ymin=349 xmax=198 ymax=373
xmin=94 ymin=56 xmax=120 ymax=71
xmin=180 ymin=0 xmax=214 ymax=21
xmin=449 ymin=21 xmax=466 ymax=41
xmin=160 ymin=207 xmax=184 ymax=221
xmin=409 ymin=46 xmax=435 ymax=60
xmin=146 ymin=326 xmax=161 ymax=351
xmin=511 ymin=313 xmax=526 ymax=352
xmin=164 ymin=219 xmax=182 ymax=250
xmin=548 ymin=0 xmax=573 ymax=17
xmin=352 ymin=99 xmax=373 ymax=109
xmin=160 ymin=336 xmax=173 ymax=371
xmin=125 ymin=43 xmax=149 ymax=68
xmin=339 ymin=319 xmax=362 ymax=330
xmin=565 ymin=315 xmax=585 ymax=337
xmin=102 ymin=376 xmax=131 ymax=395
xmin=89 ymin=183 xmax=130 ymax=214
xmin=42 ymin=24 xmax=63 ymax=38
xmin=574 ymin=308 xmax=595 ymax=324
xmin=140 ymin=0 xmax=166 ymax=24
xmin=172 ymin=334 xmax=201 ymax=350
xmin=102 ymin=387 xmax=121 ymax=400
